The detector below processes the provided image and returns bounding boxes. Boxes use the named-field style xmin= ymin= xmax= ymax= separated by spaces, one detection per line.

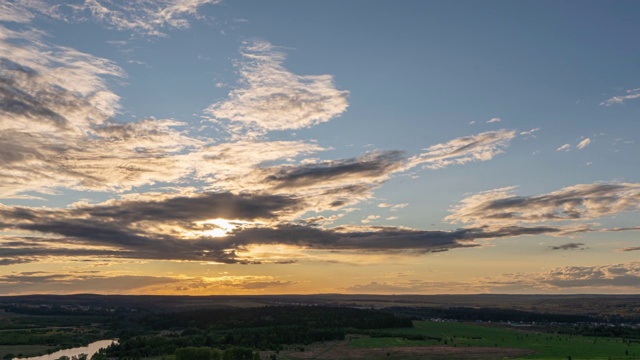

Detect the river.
xmin=14 ymin=339 xmax=118 ymax=360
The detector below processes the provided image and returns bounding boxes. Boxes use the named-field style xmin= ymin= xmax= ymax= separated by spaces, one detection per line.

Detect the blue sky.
xmin=0 ymin=0 xmax=639 ymax=295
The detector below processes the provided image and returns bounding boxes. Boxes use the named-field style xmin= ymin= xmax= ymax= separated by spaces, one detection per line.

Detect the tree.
xmin=211 ymin=349 xmax=223 ymax=360
xmin=223 ymin=347 xmax=254 ymax=360
xmin=175 ymin=347 xmax=211 ymax=360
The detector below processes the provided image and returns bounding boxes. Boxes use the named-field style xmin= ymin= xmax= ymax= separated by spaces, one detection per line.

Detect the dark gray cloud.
xmin=620 ymin=247 xmax=640 ymax=252
xmin=264 ymin=151 xmax=405 ymax=189
xmin=82 ymin=192 xmax=300 ymax=222
xmin=0 ymin=190 xmax=593 ymax=264
xmin=227 ymin=224 xmax=570 ymax=253
xmin=0 ymin=58 xmax=89 ymax=131
xmin=0 ymin=257 xmax=35 ymax=266
xmin=548 ymin=242 xmax=587 ymax=251
xmin=0 ymin=192 xmax=302 ymax=264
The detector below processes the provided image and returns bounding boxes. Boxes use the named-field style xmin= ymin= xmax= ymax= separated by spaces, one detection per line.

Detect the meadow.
xmin=345 ymin=321 xmax=639 ymax=360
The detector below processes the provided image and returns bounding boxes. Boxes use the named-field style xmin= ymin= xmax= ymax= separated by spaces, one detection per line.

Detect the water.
xmin=14 ymin=339 xmax=118 ymax=360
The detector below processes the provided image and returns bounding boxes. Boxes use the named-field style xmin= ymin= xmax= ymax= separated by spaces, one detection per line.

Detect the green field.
xmin=350 ymin=321 xmax=639 ymax=360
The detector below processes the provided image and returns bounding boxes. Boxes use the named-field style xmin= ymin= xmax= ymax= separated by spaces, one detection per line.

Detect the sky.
xmin=0 ymin=0 xmax=639 ymax=295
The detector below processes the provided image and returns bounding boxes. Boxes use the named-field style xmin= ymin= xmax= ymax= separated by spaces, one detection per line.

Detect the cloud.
xmin=520 ymin=128 xmax=540 ymax=140
xmin=0 ymin=271 xmax=179 ymax=295
xmin=487 ymin=117 xmax=501 ymax=123
xmin=548 ymin=242 xmax=586 ymax=251
xmin=191 ymin=139 xmax=326 ymax=191
xmin=0 ymin=26 xmax=205 ymax=196
xmin=181 ymin=148 xmax=408 ymax=219
xmin=378 ymin=203 xmax=408 ymax=211
xmin=619 ymin=247 xmax=640 ymax=252
xmin=576 ymin=138 xmax=591 ymax=150
xmin=483 ymin=262 xmax=640 ymax=293
xmin=408 ymin=130 xmax=516 ymax=169
xmin=0 ymin=192 xmax=608 ymax=265
xmin=205 ymin=276 xmax=298 ymax=290
xmin=0 ymin=270 xmax=300 ymax=295
xmin=1 ymin=197 xmax=541 ymax=264
xmin=346 ymin=263 xmax=640 ymax=294
xmin=228 ymin=224 xmax=481 ymax=254
xmin=0 ymin=257 xmax=35 ymax=266
xmin=556 ymin=144 xmax=571 ymax=151
xmin=520 ymin=128 xmax=540 ymax=136
xmin=1 ymin=0 xmax=220 ymax=36
xmin=206 ymin=40 xmax=349 ymax=135
xmin=447 ymin=182 xmax=640 ymax=228
xmin=0 ymin=2 xmax=36 ymax=23
xmin=0 ymin=192 xmax=304 ymax=264
xmin=361 ymin=215 xmax=380 ymax=224
xmin=345 ymin=281 xmax=435 ymax=294
xmin=344 ymin=278 xmax=488 ymax=294
xmin=262 ymin=150 xmax=405 ymax=190
xmin=536 ymin=263 xmax=640 ymax=289
xmin=600 ymin=88 xmax=640 ymax=106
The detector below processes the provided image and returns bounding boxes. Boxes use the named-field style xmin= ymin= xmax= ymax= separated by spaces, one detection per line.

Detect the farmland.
xmin=1 ymin=295 xmax=640 ymax=360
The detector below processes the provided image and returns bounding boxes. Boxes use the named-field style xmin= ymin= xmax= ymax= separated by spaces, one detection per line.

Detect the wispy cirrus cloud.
xmin=600 ymin=88 xmax=640 ymax=106
xmin=519 ymin=128 xmax=540 ymax=139
xmin=0 ymin=1 xmax=37 ymax=23
xmin=1 ymin=0 xmax=220 ymax=36
xmin=206 ymin=40 xmax=349 ymax=136
xmin=408 ymin=130 xmax=516 ymax=169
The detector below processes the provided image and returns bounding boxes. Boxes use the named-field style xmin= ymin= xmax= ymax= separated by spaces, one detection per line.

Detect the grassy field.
xmin=349 ymin=321 xmax=639 ymax=360
xmin=0 ymin=345 xmax=54 ymax=359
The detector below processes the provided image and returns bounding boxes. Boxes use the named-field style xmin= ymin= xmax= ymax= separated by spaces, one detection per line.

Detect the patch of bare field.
xmin=273 ymin=340 xmax=535 ymax=360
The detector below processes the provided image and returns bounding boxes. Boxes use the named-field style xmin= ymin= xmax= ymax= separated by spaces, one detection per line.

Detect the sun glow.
xmin=193 ymin=218 xmax=261 ymax=238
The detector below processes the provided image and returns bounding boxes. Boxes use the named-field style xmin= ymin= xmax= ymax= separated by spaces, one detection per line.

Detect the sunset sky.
xmin=1 ymin=0 xmax=639 ymax=295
